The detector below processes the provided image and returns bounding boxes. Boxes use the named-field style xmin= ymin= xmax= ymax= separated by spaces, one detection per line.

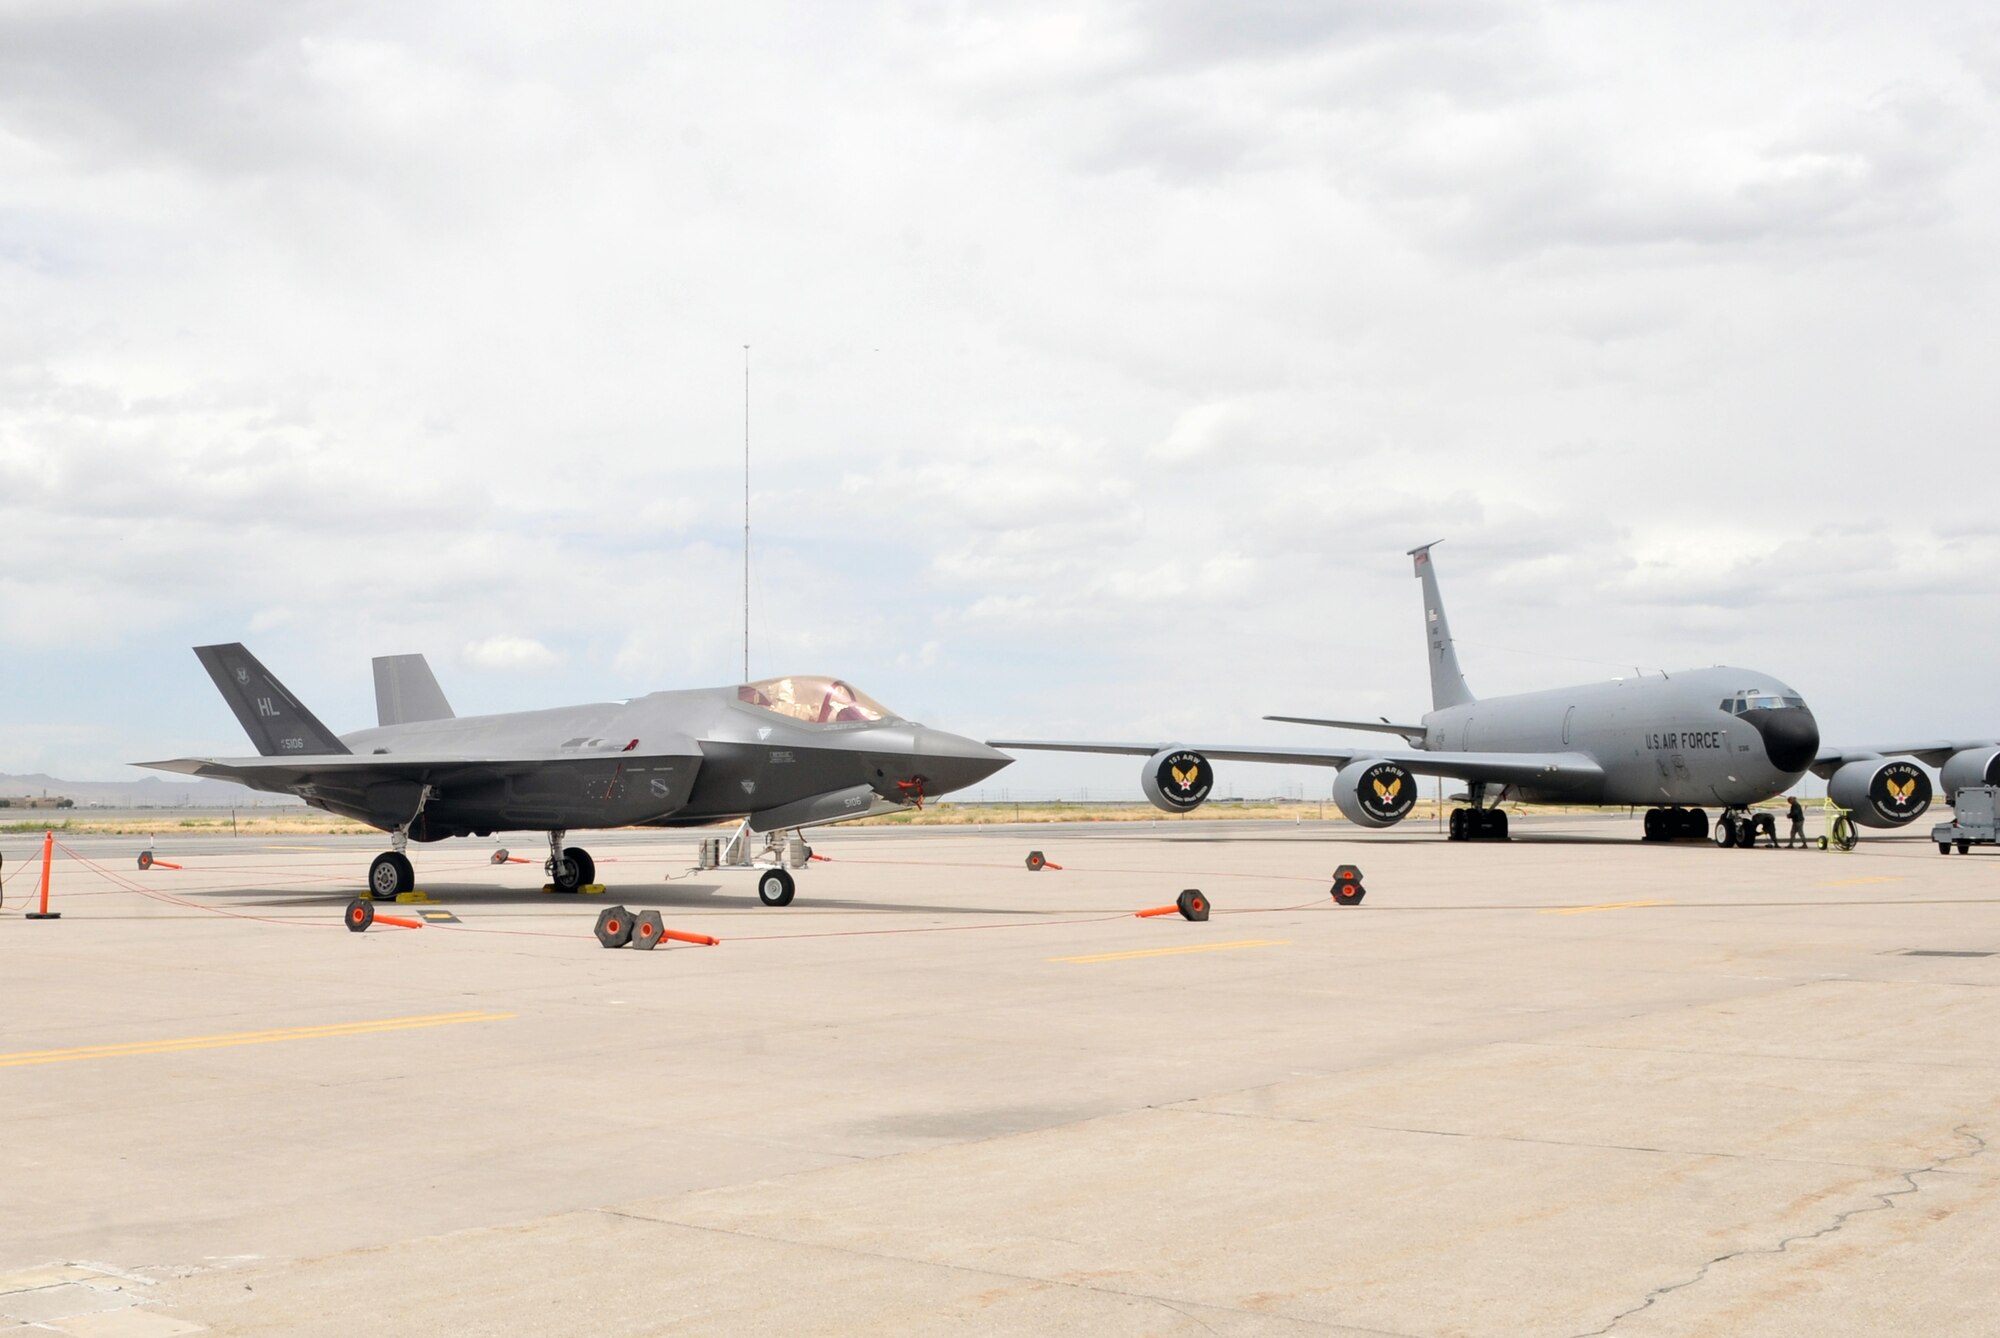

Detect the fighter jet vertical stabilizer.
xmin=374 ymin=654 xmax=455 ymax=727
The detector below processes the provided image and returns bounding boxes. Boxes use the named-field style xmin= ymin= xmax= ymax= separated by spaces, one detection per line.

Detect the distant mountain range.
xmin=0 ymin=772 xmax=304 ymax=808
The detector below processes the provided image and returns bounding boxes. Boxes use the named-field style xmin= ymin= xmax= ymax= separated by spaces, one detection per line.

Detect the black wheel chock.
xmin=595 ymin=905 xmax=634 ymax=949
xmin=1332 ymin=864 xmax=1366 ymax=906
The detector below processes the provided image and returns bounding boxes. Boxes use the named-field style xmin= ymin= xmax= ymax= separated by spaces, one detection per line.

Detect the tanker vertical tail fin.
xmin=1408 ymin=542 xmax=1475 ymax=710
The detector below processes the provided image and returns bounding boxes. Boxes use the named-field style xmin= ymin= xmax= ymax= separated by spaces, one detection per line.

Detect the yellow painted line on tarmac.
xmin=1052 ymin=939 xmax=1290 ymax=965
xmin=1819 ymin=876 xmax=1908 ymax=888
xmin=1539 ymin=900 xmax=1673 ymax=916
xmin=0 ymin=1010 xmax=514 ymax=1069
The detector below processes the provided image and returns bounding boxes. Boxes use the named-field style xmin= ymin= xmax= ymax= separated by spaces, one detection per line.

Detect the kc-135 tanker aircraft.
xmin=993 ymin=544 xmax=1996 ymax=845
xmin=142 ymin=645 xmax=1009 ymax=903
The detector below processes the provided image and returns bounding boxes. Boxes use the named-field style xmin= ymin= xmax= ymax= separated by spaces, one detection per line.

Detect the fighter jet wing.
xmin=140 ymin=740 xmax=706 ymax=818
xmin=1810 ymin=739 xmax=2000 ymax=777
xmin=141 ymin=751 xmax=581 ymax=787
xmin=987 ymin=740 xmax=1603 ymax=789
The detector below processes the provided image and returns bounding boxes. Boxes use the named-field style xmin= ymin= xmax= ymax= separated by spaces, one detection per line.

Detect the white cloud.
xmin=459 ymin=635 xmax=563 ymax=673
xmin=3 ymin=2 xmax=1999 ymax=782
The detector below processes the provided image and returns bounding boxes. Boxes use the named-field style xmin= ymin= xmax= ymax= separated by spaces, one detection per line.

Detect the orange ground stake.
xmin=27 ymin=829 xmax=60 ymax=919
xmin=371 ymin=912 xmax=426 ymax=929
xmin=1135 ymin=904 xmax=1179 ymax=918
xmin=661 ymin=929 xmax=720 ymax=947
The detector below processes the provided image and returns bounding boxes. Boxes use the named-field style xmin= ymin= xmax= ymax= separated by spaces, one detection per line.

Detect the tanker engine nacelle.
xmin=1142 ymin=748 xmax=1215 ymax=814
xmin=1940 ymin=747 xmax=2000 ymax=799
xmin=1332 ymin=759 xmax=1419 ymax=828
xmin=1827 ymin=758 xmax=1933 ymax=828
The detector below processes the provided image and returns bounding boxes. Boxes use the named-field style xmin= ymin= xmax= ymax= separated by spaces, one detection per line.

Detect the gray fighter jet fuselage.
xmin=143 ymin=645 xmax=1009 ymax=901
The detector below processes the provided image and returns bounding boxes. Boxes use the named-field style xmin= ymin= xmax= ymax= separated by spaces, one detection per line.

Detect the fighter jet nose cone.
xmin=913 ymin=729 xmax=1013 ymax=793
xmin=1748 ymin=707 xmax=1819 ymax=774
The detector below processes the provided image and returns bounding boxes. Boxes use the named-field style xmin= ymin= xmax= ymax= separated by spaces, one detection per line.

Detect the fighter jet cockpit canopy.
xmin=1721 ymin=688 xmax=1809 ymax=716
xmin=738 ymin=676 xmax=898 ymax=725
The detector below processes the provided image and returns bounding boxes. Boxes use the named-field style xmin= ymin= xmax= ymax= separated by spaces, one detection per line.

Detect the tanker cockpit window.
xmin=737 ymin=676 xmax=894 ymax=725
xmin=1726 ymin=692 xmax=1807 ymax=716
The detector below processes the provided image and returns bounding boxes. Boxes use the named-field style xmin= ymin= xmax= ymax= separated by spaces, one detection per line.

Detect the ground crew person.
xmin=1785 ymin=795 xmax=1807 ymax=848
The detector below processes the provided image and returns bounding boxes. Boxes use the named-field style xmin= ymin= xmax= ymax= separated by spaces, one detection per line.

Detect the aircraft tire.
xmin=1490 ymin=810 xmax=1508 ymax=840
xmin=1448 ymin=810 xmax=1465 ymax=841
xmin=369 ymin=852 xmax=414 ymax=897
xmin=1686 ymin=808 xmax=1709 ymax=840
xmin=565 ymin=846 xmax=596 ymax=887
xmin=1713 ymin=817 xmax=1737 ymax=849
xmin=1643 ymin=810 xmax=1661 ymax=841
xmin=757 ymin=867 xmax=796 ymax=907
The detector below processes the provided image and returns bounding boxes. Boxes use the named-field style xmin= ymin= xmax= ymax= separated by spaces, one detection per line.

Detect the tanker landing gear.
xmin=1643 ymin=807 xmax=1710 ymax=842
xmin=545 ymin=830 xmax=597 ymax=892
xmin=1448 ymin=786 xmax=1509 ymax=842
xmin=1712 ymin=808 xmax=1777 ymax=849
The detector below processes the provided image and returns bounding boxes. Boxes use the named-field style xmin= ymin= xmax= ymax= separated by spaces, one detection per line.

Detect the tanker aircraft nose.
xmin=1747 ymin=706 xmax=1819 ymax=774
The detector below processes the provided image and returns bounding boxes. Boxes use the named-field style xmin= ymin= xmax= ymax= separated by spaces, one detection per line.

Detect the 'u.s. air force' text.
xmin=1645 ymin=731 xmax=1723 ymax=750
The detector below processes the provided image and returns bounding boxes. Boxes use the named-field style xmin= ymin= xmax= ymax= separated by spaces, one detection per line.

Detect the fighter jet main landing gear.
xmin=546 ymin=830 xmax=597 ymax=892
xmin=368 ymin=851 xmax=415 ymax=897
xmin=364 ymin=788 xmax=437 ymax=898
xmin=1643 ymin=807 xmax=1710 ymax=842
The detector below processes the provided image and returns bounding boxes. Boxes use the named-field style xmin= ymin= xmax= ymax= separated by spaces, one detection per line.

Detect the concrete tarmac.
xmin=1 ymin=817 xmax=1996 ymax=1336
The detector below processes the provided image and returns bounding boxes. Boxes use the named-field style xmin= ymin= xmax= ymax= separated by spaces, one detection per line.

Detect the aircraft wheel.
xmin=1490 ymin=810 xmax=1509 ymax=840
xmin=1448 ymin=810 xmax=1465 ymax=841
xmin=565 ymin=846 xmax=596 ymax=887
xmin=757 ymin=867 xmax=796 ymax=907
xmin=550 ymin=856 xmax=584 ymax=893
xmin=1643 ymin=810 xmax=1662 ymax=841
xmin=369 ymin=852 xmax=414 ymax=897
xmin=1686 ymin=808 xmax=1708 ymax=840
xmin=1713 ymin=817 xmax=1737 ymax=849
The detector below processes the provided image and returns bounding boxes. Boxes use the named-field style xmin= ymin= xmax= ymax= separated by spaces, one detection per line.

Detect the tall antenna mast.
xmin=742 ymin=343 xmax=751 ymax=682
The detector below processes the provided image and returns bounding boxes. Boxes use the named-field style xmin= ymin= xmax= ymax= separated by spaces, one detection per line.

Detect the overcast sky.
xmin=3 ymin=1 xmax=1997 ymax=797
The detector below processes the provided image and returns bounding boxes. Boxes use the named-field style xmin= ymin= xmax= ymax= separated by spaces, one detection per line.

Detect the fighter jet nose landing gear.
xmin=756 ymin=868 xmax=796 ymax=906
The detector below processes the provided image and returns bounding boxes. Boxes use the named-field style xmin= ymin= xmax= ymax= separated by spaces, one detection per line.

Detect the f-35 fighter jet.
xmin=141 ymin=644 xmax=1009 ymax=904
